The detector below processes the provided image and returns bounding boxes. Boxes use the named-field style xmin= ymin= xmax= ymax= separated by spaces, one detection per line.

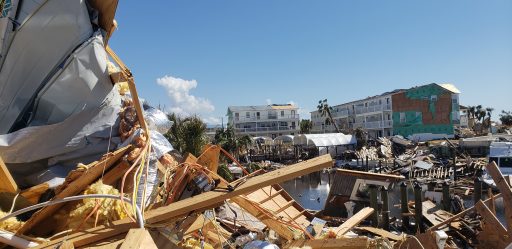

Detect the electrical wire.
xmin=0 ymin=194 xmax=144 ymax=229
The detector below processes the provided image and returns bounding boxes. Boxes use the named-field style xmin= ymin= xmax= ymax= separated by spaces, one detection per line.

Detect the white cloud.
xmin=202 ymin=116 xmax=222 ymax=125
xmin=156 ymin=75 xmax=215 ymax=117
xmin=265 ymin=99 xmax=272 ymax=105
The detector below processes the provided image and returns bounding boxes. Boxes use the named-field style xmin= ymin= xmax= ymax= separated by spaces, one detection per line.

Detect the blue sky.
xmin=109 ymin=1 xmax=512 ymax=124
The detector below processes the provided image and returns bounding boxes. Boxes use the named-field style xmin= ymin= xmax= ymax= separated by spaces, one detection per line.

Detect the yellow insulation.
xmin=0 ymin=210 xmax=24 ymax=232
xmin=60 ymin=181 xmax=130 ymax=230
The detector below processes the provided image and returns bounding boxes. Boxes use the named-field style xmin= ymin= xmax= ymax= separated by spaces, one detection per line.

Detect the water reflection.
xmin=281 ymin=171 xmax=331 ymax=210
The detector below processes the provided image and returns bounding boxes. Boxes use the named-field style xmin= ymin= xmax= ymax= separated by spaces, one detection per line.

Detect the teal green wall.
xmin=392 ymin=84 xmax=455 ymax=137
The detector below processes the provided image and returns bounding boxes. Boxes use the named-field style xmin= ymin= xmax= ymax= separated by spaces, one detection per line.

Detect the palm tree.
xmin=213 ymin=125 xmax=253 ymax=160
xmin=165 ymin=114 xmax=208 ymax=156
xmin=500 ymin=110 xmax=512 ymax=126
xmin=317 ymin=99 xmax=340 ymax=133
xmin=300 ymin=119 xmax=313 ymax=134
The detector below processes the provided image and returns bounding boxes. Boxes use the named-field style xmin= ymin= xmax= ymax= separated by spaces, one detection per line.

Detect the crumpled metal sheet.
xmin=145 ymin=107 xmax=173 ymax=134
xmin=30 ymin=32 xmax=113 ymax=126
xmin=0 ymin=0 xmax=93 ymax=134
xmin=150 ymin=131 xmax=174 ymax=159
xmin=136 ymin=158 xmax=158 ymax=209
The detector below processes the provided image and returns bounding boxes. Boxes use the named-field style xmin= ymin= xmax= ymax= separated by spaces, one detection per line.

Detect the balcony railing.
xmin=235 ymin=114 xmax=300 ymax=122
xmin=235 ymin=126 xmax=298 ymax=133
xmin=354 ymin=104 xmax=392 ymax=115
xmin=352 ymin=120 xmax=393 ymax=129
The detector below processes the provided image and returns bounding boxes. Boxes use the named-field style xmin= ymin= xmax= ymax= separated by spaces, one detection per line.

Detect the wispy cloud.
xmin=156 ymin=75 xmax=220 ymax=124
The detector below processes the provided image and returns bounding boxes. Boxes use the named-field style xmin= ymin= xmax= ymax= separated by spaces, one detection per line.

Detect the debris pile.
xmin=0 ymin=1 xmax=511 ymax=249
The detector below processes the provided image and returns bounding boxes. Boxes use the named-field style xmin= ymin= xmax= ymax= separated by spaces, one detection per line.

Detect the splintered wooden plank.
xmin=120 ymin=229 xmax=158 ymax=249
xmin=145 ymin=154 xmax=332 ymax=225
xmin=484 ymin=161 xmax=512 ymax=234
xmin=475 ymin=200 xmax=510 ymax=248
xmin=197 ymin=144 xmax=220 ymax=173
xmin=18 ymin=145 xmax=131 ymax=235
xmin=334 ymin=207 xmax=374 ymax=236
xmin=0 ymin=156 xmax=18 ymax=193
xmin=102 ymin=160 xmax=130 ymax=186
xmin=259 ymin=189 xmax=284 ymax=204
xmin=356 ymin=227 xmax=404 ymax=241
xmin=285 ymin=237 xmax=369 ymax=249
xmin=231 ymin=196 xmax=296 ymax=241
xmin=20 ymin=183 xmax=49 ymax=204
xmin=37 ymin=154 xmax=333 ymax=248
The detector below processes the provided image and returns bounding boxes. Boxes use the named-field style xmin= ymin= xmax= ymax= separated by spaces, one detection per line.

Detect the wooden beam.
xmin=259 ymin=189 xmax=284 ymax=204
xmin=37 ymin=154 xmax=333 ymax=248
xmin=284 ymin=237 xmax=369 ymax=249
xmin=483 ymin=161 xmax=512 ymax=233
xmin=120 ymin=229 xmax=158 ymax=249
xmin=336 ymin=169 xmax=404 ymax=181
xmin=231 ymin=196 xmax=296 ymax=241
xmin=146 ymin=154 xmax=332 ymax=225
xmin=102 ymin=160 xmax=130 ymax=186
xmin=355 ymin=227 xmax=404 ymax=241
xmin=59 ymin=241 xmax=74 ymax=249
xmin=275 ymin=200 xmax=295 ymax=215
xmin=18 ymin=145 xmax=131 ymax=235
xmin=427 ymin=193 xmax=502 ymax=231
xmin=20 ymin=183 xmax=49 ymax=204
xmin=475 ymin=200 xmax=511 ymax=248
xmin=334 ymin=207 xmax=374 ymax=236
xmin=197 ymin=144 xmax=220 ymax=173
xmin=0 ymin=156 xmax=17 ymax=193
xmin=291 ymin=210 xmax=307 ymax=221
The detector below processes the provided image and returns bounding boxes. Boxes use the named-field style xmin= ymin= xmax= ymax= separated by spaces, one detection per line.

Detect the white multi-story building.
xmin=227 ymin=104 xmax=300 ymax=138
xmin=311 ymin=92 xmax=396 ymax=138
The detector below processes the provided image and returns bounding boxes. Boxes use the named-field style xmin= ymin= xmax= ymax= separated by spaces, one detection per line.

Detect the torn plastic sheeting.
xmin=29 ymin=32 xmax=113 ymax=126
xmin=145 ymin=107 xmax=173 ymax=134
xmin=150 ymin=131 xmax=174 ymax=159
xmin=0 ymin=0 xmax=93 ymax=134
xmin=0 ymin=85 xmax=121 ymax=164
xmin=136 ymin=158 xmax=158 ymax=209
xmin=414 ymin=160 xmax=433 ymax=170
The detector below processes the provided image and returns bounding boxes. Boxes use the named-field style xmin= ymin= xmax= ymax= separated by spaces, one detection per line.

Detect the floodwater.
xmin=281 ymin=171 xmax=506 ymax=224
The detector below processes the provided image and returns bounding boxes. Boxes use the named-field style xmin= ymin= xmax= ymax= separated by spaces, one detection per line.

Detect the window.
xmin=246 ymin=112 xmax=250 ymax=118
xmin=235 ymin=113 xmax=239 ymax=121
xmin=256 ymin=112 xmax=260 ymax=119
xmin=281 ymin=111 xmax=284 ymax=117
xmin=291 ymin=110 xmax=296 ymax=117
xmin=386 ymin=98 xmax=390 ymax=104
xmin=400 ymin=112 xmax=406 ymax=123
xmin=431 ymin=95 xmax=438 ymax=101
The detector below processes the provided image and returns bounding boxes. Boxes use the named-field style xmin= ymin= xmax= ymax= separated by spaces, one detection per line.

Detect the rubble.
xmin=0 ymin=1 xmax=512 ymax=249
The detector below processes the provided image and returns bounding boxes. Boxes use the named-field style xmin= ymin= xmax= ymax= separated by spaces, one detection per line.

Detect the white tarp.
xmin=293 ymin=133 xmax=356 ymax=147
xmin=0 ymin=0 xmax=93 ymax=133
xmin=273 ymin=135 xmax=293 ymax=145
xmin=0 ymin=33 xmax=120 ymax=165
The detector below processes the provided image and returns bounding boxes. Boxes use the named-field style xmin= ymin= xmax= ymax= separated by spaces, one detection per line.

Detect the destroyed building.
xmin=310 ymin=83 xmax=461 ymax=141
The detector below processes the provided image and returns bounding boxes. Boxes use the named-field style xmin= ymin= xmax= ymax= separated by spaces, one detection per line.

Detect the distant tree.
xmin=213 ymin=125 xmax=253 ymax=160
xmin=165 ymin=114 xmax=207 ymax=156
xmin=500 ymin=110 xmax=512 ymax=126
xmin=300 ymin=119 xmax=313 ymax=134
xmin=317 ymin=99 xmax=340 ymax=133
xmin=354 ymin=127 xmax=367 ymax=150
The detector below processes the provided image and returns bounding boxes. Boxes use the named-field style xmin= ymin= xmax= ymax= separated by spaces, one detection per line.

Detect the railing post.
xmin=381 ymin=186 xmax=390 ymax=231
xmin=369 ymin=184 xmax=379 ymax=227
xmin=414 ymin=182 xmax=424 ymax=233
xmin=400 ymin=182 xmax=409 ymax=230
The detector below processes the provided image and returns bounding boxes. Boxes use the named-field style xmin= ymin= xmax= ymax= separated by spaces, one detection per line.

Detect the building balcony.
xmin=352 ymin=120 xmax=393 ymax=129
xmin=235 ymin=126 xmax=298 ymax=133
xmin=354 ymin=104 xmax=392 ymax=115
xmin=234 ymin=114 xmax=300 ymax=122
xmin=332 ymin=109 xmax=350 ymax=118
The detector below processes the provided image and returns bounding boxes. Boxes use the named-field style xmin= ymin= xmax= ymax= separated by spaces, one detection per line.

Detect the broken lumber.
xmin=484 ymin=161 xmax=512 ymax=234
xmin=475 ymin=200 xmax=510 ymax=248
xmin=18 ymin=145 xmax=131 ymax=235
xmin=356 ymin=226 xmax=404 ymax=241
xmin=334 ymin=207 xmax=374 ymax=236
xmin=36 ymin=154 xmax=333 ymax=248
xmin=231 ymin=196 xmax=296 ymax=241
xmin=284 ymin=237 xmax=369 ymax=249
xmin=0 ymin=156 xmax=17 ymax=193
xmin=120 ymin=229 xmax=158 ymax=249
